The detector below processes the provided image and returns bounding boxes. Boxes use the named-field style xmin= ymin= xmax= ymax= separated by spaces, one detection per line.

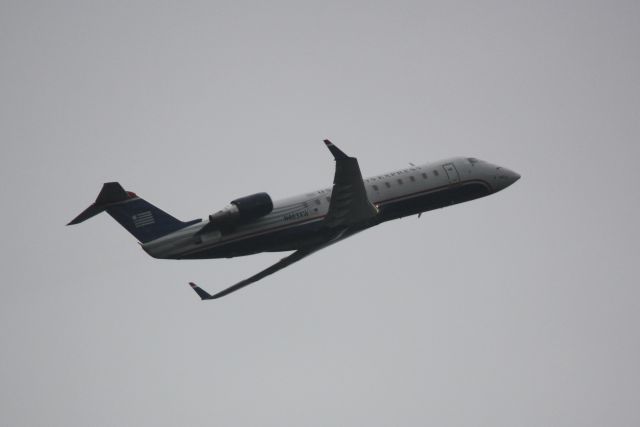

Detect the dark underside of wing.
xmin=188 ymin=140 xmax=376 ymax=301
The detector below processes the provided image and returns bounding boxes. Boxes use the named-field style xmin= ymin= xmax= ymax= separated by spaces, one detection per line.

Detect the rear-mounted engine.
xmin=208 ymin=192 xmax=273 ymax=228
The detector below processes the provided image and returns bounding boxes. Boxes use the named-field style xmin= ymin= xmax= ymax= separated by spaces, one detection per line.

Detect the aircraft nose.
xmin=492 ymin=166 xmax=520 ymax=192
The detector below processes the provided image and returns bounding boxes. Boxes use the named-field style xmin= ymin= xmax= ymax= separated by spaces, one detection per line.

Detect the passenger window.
xmin=385 ymin=182 xmax=391 ymax=188
xmin=397 ymin=179 xmax=403 ymax=185
xmin=326 ymin=196 xmax=331 ymax=202
xmin=409 ymin=176 xmax=415 ymax=182
xmin=422 ymin=172 xmax=428 ymax=179
xmin=433 ymin=170 xmax=439 ymax=176
xmin=315 ymin=199 xmax=321 ymax=205
xmin=373 ymin=185 xmax=379 ymax=191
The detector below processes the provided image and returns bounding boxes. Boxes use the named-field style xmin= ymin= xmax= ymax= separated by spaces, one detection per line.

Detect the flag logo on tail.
xmin=132 ymin=211 xmax=155 ymax=228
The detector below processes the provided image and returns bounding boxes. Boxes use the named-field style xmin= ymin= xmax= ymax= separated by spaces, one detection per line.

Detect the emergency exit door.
xmin=443 ymin=163 xmax=460 ymax=184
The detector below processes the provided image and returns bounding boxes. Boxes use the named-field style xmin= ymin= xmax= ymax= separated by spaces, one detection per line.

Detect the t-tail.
xmin=67 ymin=182 xmax=200 ymax=243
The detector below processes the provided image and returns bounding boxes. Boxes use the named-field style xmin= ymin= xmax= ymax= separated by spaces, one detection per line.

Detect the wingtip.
xmin=188 ymin=282 xmax=214 ymax=300
xmin=323 ymin=139 xmax=349 ymax=160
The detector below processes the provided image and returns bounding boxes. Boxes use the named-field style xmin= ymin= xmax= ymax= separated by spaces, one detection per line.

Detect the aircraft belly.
xmin=177 ymin=219 xmax=326 ymax=259
xmin=378 ymin=181 xmax=492 ymax=221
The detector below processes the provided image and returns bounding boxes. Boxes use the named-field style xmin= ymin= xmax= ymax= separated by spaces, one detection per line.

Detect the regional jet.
xmin=68 ymin=140 xmax=520 ymax=300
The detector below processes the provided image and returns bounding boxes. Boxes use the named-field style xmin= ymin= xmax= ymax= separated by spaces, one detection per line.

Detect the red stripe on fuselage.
xmin=183 ymin=179 xmax=492 ymax=256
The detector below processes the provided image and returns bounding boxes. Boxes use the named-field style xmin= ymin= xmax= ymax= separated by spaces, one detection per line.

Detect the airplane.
xmin=68 ymin=140 xmax=520 ymax=300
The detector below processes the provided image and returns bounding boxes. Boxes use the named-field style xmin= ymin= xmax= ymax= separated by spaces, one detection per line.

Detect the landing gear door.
xmin=443 ymin=163 xmax=460 ymax=184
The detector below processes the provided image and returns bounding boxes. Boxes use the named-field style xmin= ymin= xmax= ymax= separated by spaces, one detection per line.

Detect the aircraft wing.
xmin=188 ymin=249 xmax=313 ymax=300
xmin=323 ymin=140 xmax=378 ymax=228
xmin=187 ymin=140 xmax=377 ymax=301
xmin=188 ymin=229 xmax=350 ymax=301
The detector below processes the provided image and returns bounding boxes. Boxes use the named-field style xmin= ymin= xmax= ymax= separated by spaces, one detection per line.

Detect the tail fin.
xmin=68 ymin=182 xmax=200 ymax=243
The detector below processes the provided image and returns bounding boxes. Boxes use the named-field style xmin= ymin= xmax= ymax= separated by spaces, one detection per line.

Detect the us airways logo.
xmin=132 ymin=211 xmax=155 ymax=228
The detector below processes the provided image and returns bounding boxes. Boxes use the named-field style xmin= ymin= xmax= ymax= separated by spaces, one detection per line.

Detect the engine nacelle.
xmin=208 ymin=192 xmax=273 ymax=228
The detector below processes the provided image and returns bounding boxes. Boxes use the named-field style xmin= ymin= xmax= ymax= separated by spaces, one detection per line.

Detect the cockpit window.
xmin=467 ymin=157 xmax=480 ymax=164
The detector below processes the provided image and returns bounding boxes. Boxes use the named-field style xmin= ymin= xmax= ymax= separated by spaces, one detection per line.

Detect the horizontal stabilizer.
xmin=67 ymin=182 xmax=130 ymax=225
xmin=67 ymin=203 xmax=107 ymax=225
xmin=67 ymin=182 xmax=200 ymax=242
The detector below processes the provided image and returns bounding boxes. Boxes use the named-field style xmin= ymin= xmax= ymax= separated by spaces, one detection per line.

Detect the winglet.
xmin=188 ymin=282 xmax=213 ymax=300
xmin=323 ymin=139 xmax=349 ymax=160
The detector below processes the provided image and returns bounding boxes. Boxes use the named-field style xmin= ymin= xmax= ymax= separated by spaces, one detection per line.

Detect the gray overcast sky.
xmin=1 ymin=1 xmax=639 ymax=426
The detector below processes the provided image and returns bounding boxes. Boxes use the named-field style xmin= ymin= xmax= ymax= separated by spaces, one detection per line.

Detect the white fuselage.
xmin=142 ymin=157 xmax=519 ymax=260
